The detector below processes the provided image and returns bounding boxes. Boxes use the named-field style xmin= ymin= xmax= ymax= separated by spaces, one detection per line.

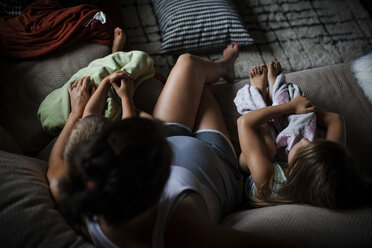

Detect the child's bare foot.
xmin=112 ymin=27 xmax=127 ymax=53
xmin=268 ymin=61 xmax=282 ymax=100
xmin=218 ymin=43 xmax=239 ymax=82
xmin=250 ymin=64 xmax=268 ymax=104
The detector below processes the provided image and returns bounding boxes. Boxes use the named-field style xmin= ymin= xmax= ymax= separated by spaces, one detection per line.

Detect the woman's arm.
xmin=47 ymin=77 xmax=92 ymax=202
xmin=316 ymin=112 xmax=346 ymax=146
xmin=237 ymin=96 xmax=315 ymax=195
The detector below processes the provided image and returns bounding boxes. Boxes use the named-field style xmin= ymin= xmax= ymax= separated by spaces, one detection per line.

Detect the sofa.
xmin=1 ymin=39 xmax=372 ymax=247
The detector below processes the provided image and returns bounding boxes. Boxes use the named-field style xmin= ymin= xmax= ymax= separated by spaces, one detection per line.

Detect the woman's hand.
xmin=104 ymin=70 xmax=135 ymax=100
xmin=289 ymin=96 xmax=316 ymax=114
xmin=68 ymin=76 xmax=95 ymax=117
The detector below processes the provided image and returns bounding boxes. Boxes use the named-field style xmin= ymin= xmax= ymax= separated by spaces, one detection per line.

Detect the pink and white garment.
xmin=234 ymin=73 xmax=316 ymax=154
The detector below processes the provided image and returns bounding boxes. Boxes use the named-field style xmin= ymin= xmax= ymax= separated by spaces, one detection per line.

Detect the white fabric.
xmin=152 ymin=166 xmax=219 ymax=248
xmin=248 ymin=162 xmax=287 ymax=198
xmin=86 ymin=216 xmax=119 ymax=248
xmin=352 ymin=52 xmax=372 ymax=104
xmin=234 ymin=73 xmax=316 ymax=154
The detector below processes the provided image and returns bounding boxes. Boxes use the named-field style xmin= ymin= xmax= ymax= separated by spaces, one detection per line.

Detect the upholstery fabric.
xmin=0 ymin=150 xmax=93 ymax=247
xmin=151 ymin=0 xmax=253 ymax=54
xmin=0 ymin=126 xmax=22 ymax=154
xmin=222 ymin=204 xmax=372 ymax=247
xmin=0 ymin=42 xmax=111 ymax=155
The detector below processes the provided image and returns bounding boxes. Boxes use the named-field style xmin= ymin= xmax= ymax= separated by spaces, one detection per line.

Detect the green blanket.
xmin=37 ymin=51 xmax=155 ymax=135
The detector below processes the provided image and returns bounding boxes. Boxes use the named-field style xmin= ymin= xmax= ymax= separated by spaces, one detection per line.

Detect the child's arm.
xmin=316 ymin=112 xmax=346 ymax=146
xmin=237 ymin=96 xmax=315 ymax=196
xmin=82 ymin=71 xmax=129 ymax=118
xmin=48 ymin=77 xmax=92 ymax=203
xmin=109 ymin=71 xmax=137 ymax=119
xmin=82 ymin=77 xmax=107 ymax=118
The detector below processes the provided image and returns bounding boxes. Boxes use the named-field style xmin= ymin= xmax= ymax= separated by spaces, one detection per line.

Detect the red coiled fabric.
xmin=0 ymin=0 xmax=115 ymax=59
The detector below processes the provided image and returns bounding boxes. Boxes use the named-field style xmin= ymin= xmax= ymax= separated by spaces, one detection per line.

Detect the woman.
xmin=47 ymin=44 xmax=297 ymax=247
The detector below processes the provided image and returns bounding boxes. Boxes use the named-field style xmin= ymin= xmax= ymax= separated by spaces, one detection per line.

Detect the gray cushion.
xmin=0 ymin=150 xmax=93 ymax=247
xmin=0 ymin=42 xmax=111 ymax=155
xmin=0 ymin=126 xmax=22 ymax=154
xmin=222 ymin=205 xmax=372 ymax=247
xmin=152 ymin=0 xmax=254 ymax=54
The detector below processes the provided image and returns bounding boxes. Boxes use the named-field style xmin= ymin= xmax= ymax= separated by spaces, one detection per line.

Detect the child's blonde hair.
xmin=252 ymin=139 xmax=372 ymax=209
xmin=64 ymin=115 xmax=110 ymax=162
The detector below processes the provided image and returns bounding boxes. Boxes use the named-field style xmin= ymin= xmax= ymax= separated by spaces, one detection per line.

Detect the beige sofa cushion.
xmin=0 ymin=42 xmax=111 ymax=155
xmin=0 ymin=150 xmax=92 ymax=247
xmin=0 ymin=126 xmax=22 ymax=154
xmin=222 ymin=205 xmax=372 ymax=247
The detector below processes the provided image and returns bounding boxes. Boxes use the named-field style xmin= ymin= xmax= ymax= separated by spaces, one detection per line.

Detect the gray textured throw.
xmin=121 ymin=0 xmax=372 ymax=79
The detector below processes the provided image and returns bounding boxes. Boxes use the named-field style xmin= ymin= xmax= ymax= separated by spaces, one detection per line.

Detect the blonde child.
xmin=237 ymin=62 xmax=371 ymax=209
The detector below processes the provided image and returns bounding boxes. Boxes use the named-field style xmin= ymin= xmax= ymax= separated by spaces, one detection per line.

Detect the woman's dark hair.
xmin=59 ymin=117 xmax=172 ymax=226
xmin=253 ymin=139 xmax=372 ymax=209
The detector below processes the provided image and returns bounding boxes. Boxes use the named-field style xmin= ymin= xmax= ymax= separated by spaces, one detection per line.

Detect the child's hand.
xmin=109 ymin=71 xmax=135 ymax=100
xmin=289 ymin=96 xmax=316 ymax=114
xmin=68 ymin=76 xmax=95 ymax=116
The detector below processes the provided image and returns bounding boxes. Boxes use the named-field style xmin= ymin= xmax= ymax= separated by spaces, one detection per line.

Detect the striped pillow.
xmin=152 ymin=0 xmax=253 ymax=54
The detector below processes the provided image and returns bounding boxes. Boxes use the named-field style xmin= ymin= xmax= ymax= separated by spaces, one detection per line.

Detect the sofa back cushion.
xmin=0 ymin=150 xmax=93 ymax=247
xmin=222 ymin=204 xmax=372 ymax=247
xmin=0 ymin=42 xmax=110 ymax=156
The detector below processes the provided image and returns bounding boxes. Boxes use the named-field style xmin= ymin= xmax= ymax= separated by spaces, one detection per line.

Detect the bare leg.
xmin=193 ymin=87 xmax=229 ymax=138
xmin=153 ymin=44 xmax=239 ymax=130
xmin=268 ymin=61 xmax=282 ymax=102
xmin=250 ymin=64 xmax=268 ymax=105
xmin=239 ymin=65 xmax=277 ymax=170
xmin=112 ymin=27 xmax=127 ymax=53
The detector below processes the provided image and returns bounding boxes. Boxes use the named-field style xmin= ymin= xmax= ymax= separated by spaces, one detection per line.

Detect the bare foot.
xmin=112 ymin=27 xmax=127 ymax=53
xmin=218 ymin=43 xmax=239 ymax=82
xmin=250 ymin=64 xmax=268 ymax=104
xmin=268 ymin=61 xmax=282 ymax=100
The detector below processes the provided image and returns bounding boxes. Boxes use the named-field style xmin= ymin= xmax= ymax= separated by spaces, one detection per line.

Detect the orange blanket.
xmin=0 ymin=0 xmax=115 ymax=59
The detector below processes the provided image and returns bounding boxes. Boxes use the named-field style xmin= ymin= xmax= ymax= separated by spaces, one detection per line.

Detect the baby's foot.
xmin=218 ymin=43 xmax=239 ymax=82
xmin=112 ymin=27 xmax=127 ymax=53
xmin=268 ymin=61 xmax=282 ymax=100
xmin=250 ymin=64 xmax=268 ymax=103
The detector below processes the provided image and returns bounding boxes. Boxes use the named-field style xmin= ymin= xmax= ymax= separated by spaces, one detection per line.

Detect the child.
xmin=236 ymin=61 xmax=371 ymax=209
xmin=37 ymin=26 xmax=155 ymax=135
xmin=64 ymin=27 xmax=152 ymax=164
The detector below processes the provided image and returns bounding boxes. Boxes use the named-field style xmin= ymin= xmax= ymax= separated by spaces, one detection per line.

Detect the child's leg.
xmin=268 ymin=61 xmax=282 ymax=102
xmin=82 ymin=28 xmax=127 ymax=117
xmin=250 ymin=64 xmax=268 ymax=105
xmin=239 ymin=65 xmax=276 ymax=171
xmin=112 ymin=27 xmax=126 ymax=53
xmin=153 ymin=44 xmax=239 ymax=132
